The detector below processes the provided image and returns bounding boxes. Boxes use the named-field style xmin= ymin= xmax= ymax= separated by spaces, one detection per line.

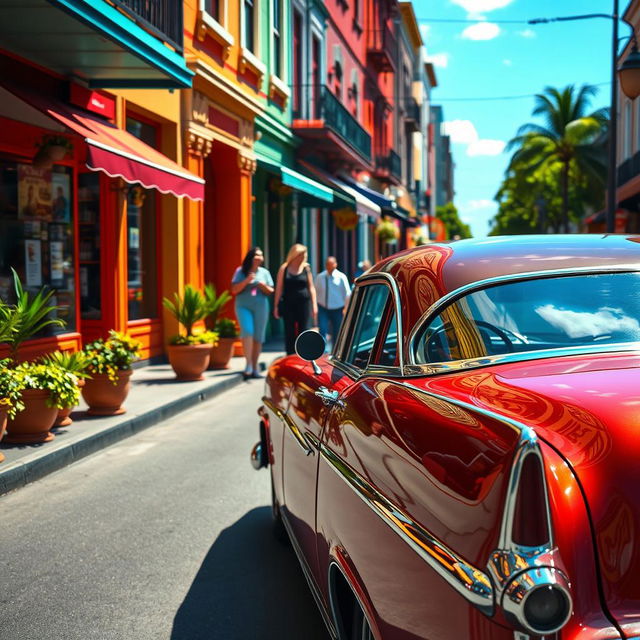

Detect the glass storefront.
xmin=125 ymin=116 xmax=158 ymax=321
xmin=78 ymin=172 xmax=101 ymax=320
xmin=0 ymin=159 xmax=76 ymax=333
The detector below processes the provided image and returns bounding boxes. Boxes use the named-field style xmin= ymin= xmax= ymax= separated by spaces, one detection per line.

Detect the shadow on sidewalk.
xmin=171 ymin=507 xmax=329 ymax=640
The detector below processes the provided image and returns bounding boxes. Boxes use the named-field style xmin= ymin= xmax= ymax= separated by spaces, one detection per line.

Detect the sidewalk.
xmin=0 ymin=343 xmax=284 ymax=496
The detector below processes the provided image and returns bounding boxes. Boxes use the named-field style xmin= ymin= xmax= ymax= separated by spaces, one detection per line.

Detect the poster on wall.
xmin=51 ymin=172 xmax=71 ymax=223
xmin=18 ymin=165 xmax=52 ymax=220
xmin=50 ymin=241 xmax=64 ymax=284
xmin=25 ymin=239 xmax=42 ymax=287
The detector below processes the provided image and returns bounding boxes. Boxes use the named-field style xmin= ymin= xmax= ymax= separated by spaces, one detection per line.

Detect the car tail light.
xmin=511 ymin=453 xmax=550 ymax=547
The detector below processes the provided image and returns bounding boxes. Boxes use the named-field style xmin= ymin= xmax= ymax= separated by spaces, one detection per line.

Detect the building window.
xmin=204 ymin=0 xmax=220 ymax=21
xmin=272 ymin=0 xmax=282 ymax=78
xmin=125 ymin=117 xmax=158 ymax=321
xmin=312 ymin=35 xmax=321 ymax=118
xmin=293 ymin=10 xmax=302 ymax=117
xmin=0 ymin=160 xmax=76 ymax=332
xmin=243 ymin=0 xmax=255 ymax=52
xmin=78 ymin=172 xmax=101 ymax=320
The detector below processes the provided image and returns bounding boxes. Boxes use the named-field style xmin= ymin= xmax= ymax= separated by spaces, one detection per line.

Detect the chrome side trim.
xmin=407 ymin=266 xmax=640 ymax=366
xmin=319 ymin=442 xmax=494 ymax=615
xmin=280 ymin=511 xmax=339 ymax=640
xmin=404 ymin=342 xmax=640 ymax=377
xmin=262 ymin=397 xmax=314 ymax=456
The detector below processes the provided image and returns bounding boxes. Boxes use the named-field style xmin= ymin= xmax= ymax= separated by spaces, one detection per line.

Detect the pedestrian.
xmin=354 ymin=259 xmax=372 ymax=279
xmin=231 ymin=247 xmax=274 ymax=380
xmin=274 ymin=243 xmax=317 ymax=355
xmin=315 ymin=256 xmax=351 ymax=346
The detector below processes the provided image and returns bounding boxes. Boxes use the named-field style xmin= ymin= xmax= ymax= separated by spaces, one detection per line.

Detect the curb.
xmin=0 ymin=372 xmax=243 ymax=497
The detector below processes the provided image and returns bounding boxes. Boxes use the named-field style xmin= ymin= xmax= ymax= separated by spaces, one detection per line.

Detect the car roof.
xmin=369 ymin=234 xmax=640 ymax=341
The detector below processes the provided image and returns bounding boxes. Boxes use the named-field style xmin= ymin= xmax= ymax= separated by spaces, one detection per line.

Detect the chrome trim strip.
xmin=280 ymin=512 xmax=339 ymax=640
xmin=407 ymin=266 xmax=640 ymax=366
xmin=404 ymin=342 xmax=640 ymax=377
xmin=333 ymin=272 xmax=406 ymax=375
xmin=262 ymin=397 xmax=314 ymax=456
xmin=319 ymin=441 xmax=494 ymax=615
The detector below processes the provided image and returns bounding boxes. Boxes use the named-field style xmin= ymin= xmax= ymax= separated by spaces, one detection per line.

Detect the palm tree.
xmin=506 ymin=85 xmax=609 ymax=233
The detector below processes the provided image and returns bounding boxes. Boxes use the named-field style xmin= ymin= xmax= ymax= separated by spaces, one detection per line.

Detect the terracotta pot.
xmin=54 ymin=378 xmax=85 ymax=427
xmin=82 ymin=370 xmax=132 ymax=416
xmin=209 ymin=337 xmax=236 ymax=370
xmin=5 ymin=389 xmax=57 ymax=444
xmin=0 ymin=406 xmax=7 ymax=462
xmin=168 ymin=343 xmax=212 ymax=381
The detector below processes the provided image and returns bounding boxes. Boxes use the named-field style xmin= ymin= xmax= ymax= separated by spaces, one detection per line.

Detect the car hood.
xmin=422 ymin=352 xmax=640 ymax=636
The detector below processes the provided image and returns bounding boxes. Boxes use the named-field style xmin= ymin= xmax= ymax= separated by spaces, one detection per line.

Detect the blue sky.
xmin=415 ymin=0 xmax=619 ymax=236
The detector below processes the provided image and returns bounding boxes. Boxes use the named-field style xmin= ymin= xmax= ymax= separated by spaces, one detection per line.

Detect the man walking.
xmin=315 ymin=256 xmax=351 ymax=346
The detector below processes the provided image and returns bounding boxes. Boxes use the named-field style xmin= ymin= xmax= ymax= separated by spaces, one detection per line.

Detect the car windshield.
xmin=414 ymin=272 xmax=640 ymax=364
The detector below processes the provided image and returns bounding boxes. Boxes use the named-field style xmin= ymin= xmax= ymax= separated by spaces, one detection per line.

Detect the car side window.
xmin=374 ymin=303 xmax=398 ymax=367
xmin=344 ymin=284 xmax=390 ymax=369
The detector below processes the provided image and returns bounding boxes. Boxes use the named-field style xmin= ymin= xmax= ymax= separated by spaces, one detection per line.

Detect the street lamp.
xmin=530 ymin=3 xmax=640 ymax=233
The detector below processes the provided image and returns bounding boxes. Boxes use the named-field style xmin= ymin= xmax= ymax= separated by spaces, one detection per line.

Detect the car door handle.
xmin=315 ymin=387 xmax=343 ymax=407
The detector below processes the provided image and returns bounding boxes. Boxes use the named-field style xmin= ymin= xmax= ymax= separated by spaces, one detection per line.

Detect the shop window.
xmin=125 ymin=117 xmax=159 ymax=321
xmin=0 ymin=160 xmax=76 ymax=333
xmin=78 ymin=172 xmax=101 ymax=319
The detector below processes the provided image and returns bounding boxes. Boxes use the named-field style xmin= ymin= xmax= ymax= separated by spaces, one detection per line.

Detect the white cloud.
xmin=517 ymin=28 xmax=536 ymax=38
xmin=450 ymin=0 xmax=513 ymax=13
xmin=462 ymin=22 xmax=501 ymax=40
xmin=465 ymin=199 xmax=494 ymax=211
xmin=426 ymin=53 xmax=449 ymax=68
xmin=503 ymin=58 xmax=513 ymax=66
xmin=419 ymin=23 xmax=431 ymax=40
xmin=467 ymin=139 xmax=506 ymax=156
xmin=535 ymin=305 xmax=640 ymax=339
xmin=443 ymin=119 xmax=478 ymax=144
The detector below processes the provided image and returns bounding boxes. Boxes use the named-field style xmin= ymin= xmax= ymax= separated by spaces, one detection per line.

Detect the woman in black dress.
xmin=274 ymin=244 xmax=318 ymax=355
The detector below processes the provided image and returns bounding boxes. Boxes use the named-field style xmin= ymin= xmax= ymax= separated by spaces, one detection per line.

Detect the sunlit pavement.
xmin=0 ymin=380 xmax=330 ymax=640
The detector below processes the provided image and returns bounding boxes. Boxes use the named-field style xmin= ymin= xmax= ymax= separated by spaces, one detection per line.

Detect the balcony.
xmin=0 ymin=0 xmax=193 ymax=89
xmin=375 ymin=150 xmax=401 ymax=181
xmin=367 ymin=23 xmax=397 ymax=72
xmin=404 ymin=97 xmax=420 ymax=132
xmin=293 ymin=86 xmax=372 ymax=167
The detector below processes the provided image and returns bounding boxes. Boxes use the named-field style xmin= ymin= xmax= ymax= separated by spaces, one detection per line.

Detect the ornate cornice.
xmin=238 ymin=152 xmax=257 ymax=174
xmin=187 ymin=131 xmax=213 ymax=157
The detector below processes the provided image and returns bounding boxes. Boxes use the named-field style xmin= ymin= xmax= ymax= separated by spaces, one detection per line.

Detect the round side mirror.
xmin=295 ymin=330 xmax=326 ymax=361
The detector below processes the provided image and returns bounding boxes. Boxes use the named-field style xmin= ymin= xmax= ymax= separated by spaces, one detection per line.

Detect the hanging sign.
xmin=332 ymin=207 xmax=359 ymax=231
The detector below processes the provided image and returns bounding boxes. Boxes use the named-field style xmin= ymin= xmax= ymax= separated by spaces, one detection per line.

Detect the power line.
xmin=417 ymin=17 xmax=532 ymax=25
xmin=434 ymin=81 xmax=611 ymax=102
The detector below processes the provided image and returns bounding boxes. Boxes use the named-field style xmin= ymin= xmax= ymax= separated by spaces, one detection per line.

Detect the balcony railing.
xmin=111 ymin=0 xmax=184 ymax=52
xmin=375 ymin=150 xmax=401 ymax=179
xmin=318 ymin=86 xmax=372 ymax=162
xmin=367 ymin=23 xmax=396 ymax=72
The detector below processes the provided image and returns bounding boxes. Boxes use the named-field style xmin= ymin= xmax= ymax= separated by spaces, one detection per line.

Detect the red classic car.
xmin=252 ymin=235 xmax=640 ymax=640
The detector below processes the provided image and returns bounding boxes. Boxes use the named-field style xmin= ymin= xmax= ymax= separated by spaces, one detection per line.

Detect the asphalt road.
xmin=0 ymin=379 xmax=331 ymax=640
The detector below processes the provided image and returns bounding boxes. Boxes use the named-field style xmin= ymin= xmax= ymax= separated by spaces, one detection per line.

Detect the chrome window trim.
xmin=319 ymin=440 xmax=495 ymax=615
xmin=263 ymin=397 xmax=315 ymax=456
xmin=408 ymin=265 xmax=640 ymax=367
xmin=331 ymin=272 xmax=405 ymax=377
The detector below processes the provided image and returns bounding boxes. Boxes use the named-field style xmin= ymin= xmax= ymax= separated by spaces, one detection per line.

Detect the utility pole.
xmin=607 ymin=0 xmax=619 ymax=233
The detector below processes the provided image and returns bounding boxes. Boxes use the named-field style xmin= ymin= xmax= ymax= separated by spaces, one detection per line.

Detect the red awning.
xmin=3 ymin=85 xmax=204 ymax=201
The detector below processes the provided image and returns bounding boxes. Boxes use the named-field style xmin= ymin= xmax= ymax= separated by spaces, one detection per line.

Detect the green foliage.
xmin=495 ymin=84 xmax=608 ymax=235
xmin=376 ymin=219 xmax=399 ymax=244
xmin=169 ymin=330 xmax=218 ymax=346
xmin=36 ymin=134 xmax=74 ymax=153
xmin=163 ymin=285 xmax=209 ymax=338
xmin=13 ymin=362 xmax=79 ymax=410
xmin=204 ymin=284 xmax=232 ymax=329
xmin=0 ymin=300 xmax=18 ymax=345
xmin=8 ymin=269 xmax=65 ymax=360
xmin=436 ymin=203 xmax=472 ymax=240
xmin=40 ymin=350 xmax=91 ymax=379
xmin=215 ymin=318 xmax=239 ymax=339
xmin=0 ymin=359 xmax=25 ymax=419
xmin=83 ymin=330 xmax=141 ymax=384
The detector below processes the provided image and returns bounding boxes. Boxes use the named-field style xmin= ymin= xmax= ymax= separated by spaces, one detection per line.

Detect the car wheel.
xmin=271 ymin=470 xmax=288 ymax=544
xmin=350 ymin=603 xmax=374 ymax=640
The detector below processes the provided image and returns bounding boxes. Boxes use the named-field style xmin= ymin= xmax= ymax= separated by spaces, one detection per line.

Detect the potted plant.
xmin=163 ymin=285 xmax=218 ymax=381
xmin=0 ymin=361 xmax=24 ymax=461
xmin=82 ymin=331 xmax=140 ymax=415
xmin=209 ymin=318 xmax=239 ymax=370
xmin=4 ymin=362 xmax=79 ymax=444
xmin=33 ymin=134 xmax=74 ymax=169
xmin=41 ymin=350 xmax=90 ymax=426
xmin=376 ymin=219 xmax=400 ymax=244
xmin=203 ymin=283 xmax=232 ymax=331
